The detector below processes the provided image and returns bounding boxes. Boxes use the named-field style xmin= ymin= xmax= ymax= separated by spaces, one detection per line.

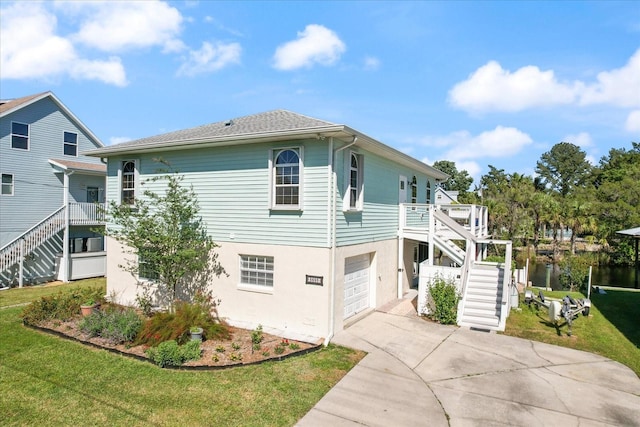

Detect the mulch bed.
xmin=28 ymin=316 xmax=322 ymax=370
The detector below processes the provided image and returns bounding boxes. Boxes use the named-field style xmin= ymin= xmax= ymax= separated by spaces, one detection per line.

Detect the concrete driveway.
xmin=297 ymin=307 xmax=640 ymax=426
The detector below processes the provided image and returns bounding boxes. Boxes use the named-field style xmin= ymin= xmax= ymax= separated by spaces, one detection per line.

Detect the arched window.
xmin=411 ymin=176 xmax=417 ymax=205
xmin=274 ymin=149 xmax=300 ymax=206
xmin=121 ymin=160 xmax=136 ymax=205
xmin=426 ymin=180 xmax=432 ymax=204
xmin=350 ymin=153 xmax=359 ymax=209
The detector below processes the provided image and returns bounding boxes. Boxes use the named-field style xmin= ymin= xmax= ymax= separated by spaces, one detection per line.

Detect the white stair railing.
xmin=0 ymin=206 xmax=66 ymax=276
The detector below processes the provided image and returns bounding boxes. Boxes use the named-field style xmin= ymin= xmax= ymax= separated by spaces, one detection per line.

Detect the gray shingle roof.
xmin=110 ymin=109 xmax=339 ymax=149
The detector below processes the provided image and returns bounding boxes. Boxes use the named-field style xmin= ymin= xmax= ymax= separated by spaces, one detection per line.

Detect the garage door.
xmin=344 ymin=254 xmax=370 ymax=319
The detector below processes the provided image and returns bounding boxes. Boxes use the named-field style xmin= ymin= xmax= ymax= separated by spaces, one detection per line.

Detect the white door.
xmin=344 ymin=254 xmax=371 ymax=319
xmin=399 ymin=175 xmax=407 ymax=204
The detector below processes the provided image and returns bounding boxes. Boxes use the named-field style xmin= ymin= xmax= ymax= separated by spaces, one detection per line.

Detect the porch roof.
xmin=617 ymin=227 xmax=640 ymax=238
xmin=49 ymin=159 xmax=106 ymax=175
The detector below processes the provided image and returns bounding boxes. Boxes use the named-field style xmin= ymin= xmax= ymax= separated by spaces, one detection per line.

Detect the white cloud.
xmin=66 ymin=1 xmax=184 ymax=53
xmin=579 ymin=49 xmax=640 ymax=107
xmin=448 ymin=61 xmax=577 ymax=112
xmin=273 ymin=24 xmax=346 ymax=70
xmin=177 ymin=41 xmax=241 ymax=77
xmin=364 ymin=56 xmax=381 ymax=71
xmin=109 ymin=136 xmax=132 ymax=146
xmin=0 ymin=2 xmax=127 ymax=86
xmin=449 ymin=48 xmax=640 ymax=113
xmin=562 ymin=132 xmax=593 ymax=148
xmin=626 ymin=110 xmax=640 ymax=133
xmin=421 ymin=126 xmax=533 ymax=160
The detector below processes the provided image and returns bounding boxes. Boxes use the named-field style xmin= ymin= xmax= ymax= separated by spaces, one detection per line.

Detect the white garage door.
xmin=344 ymin=254 xmax=371 ymax=319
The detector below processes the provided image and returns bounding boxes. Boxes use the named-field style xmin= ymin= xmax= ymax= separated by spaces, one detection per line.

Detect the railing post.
xmin=470 ymin=205 xmax=476 ymax=237
xmin=18 ymin=239 xmax=25 ymax=288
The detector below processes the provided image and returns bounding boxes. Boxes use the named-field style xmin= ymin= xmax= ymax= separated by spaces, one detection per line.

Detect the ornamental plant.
xmin=426 ymin=275 xmax=459 ymax=325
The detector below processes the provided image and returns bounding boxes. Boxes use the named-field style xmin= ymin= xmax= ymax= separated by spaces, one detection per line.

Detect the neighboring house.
xmin=87 ymin=110 xmax=512 ymax=341
xmin=0 ymin=92 xmax=107 ymax=287
xmin=434 ymin=186 xmax=459 ymax=204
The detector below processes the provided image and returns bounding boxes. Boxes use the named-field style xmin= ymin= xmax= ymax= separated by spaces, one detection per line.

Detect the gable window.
xmin=240 ymin=255 xmax=274 ymax=288
xmin=121 ymin=160 xmax=137 ymax=205
xmin=271 ymin=148 xmax=302 ymax=209
xmin=1 ymin=174 xmax=14 ymax=196
xmin=344 ymin=152 xmax=364 ymax=211
xmin=63 ymin=132 xmax=78 ymax=156
xmin=11 ymin=122 xmax=29 ymax=150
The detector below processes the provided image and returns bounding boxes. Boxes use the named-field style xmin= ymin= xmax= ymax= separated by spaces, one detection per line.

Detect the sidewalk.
xmin=297 ymin=303 xmax=640 ymax=426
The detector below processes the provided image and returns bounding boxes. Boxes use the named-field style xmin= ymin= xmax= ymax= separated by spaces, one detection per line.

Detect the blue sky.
xmin=1 ymin=1 xmax=639 ymax=186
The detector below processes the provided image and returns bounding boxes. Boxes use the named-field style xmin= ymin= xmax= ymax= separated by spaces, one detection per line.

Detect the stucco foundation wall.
xmin=214 ymin=242 xmax=332 ymax=341
xmin=104 ymin=237 xmax=332 ymax=341
xmin=333 ymin=238 xmax=398 ymax=333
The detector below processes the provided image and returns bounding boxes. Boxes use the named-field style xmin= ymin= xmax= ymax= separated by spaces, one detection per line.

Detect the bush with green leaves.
xmin=21 ymin=286 xmax=105 ymax=325
xmin=426 ymin=276 xmax=459 ymax=325
xmin=79 ymin=307 xmax=142 ymax=344
xmin=559 ymin=254 xmax=592 ymax=291
xmin=145 ymin=340 xmax=202 ymax=367
xmin=135 ymin=300 xmax=230 ymax=346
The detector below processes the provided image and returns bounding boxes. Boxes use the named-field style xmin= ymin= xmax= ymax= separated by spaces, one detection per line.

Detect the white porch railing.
xmin=69 ymin=203 xmax=106 ymax=225
xmin=399 ymin=204 xmax=489 ymax=239
xmin=0 ymin=203 xmax=106 ymax=287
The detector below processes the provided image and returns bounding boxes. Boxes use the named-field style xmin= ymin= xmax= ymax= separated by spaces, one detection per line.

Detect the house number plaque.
xmin=305 ymin=275 xmax=323 ymax=286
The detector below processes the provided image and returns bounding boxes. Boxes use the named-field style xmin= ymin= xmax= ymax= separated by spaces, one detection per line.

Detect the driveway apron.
xmin=297 ymin=310 xmax=640 ymax=426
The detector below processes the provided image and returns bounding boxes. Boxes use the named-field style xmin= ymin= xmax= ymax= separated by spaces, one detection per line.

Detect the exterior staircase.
xmin=432 ymin=233 xmax=465 ymax=266
xmin=457 ymin=263 xmax=506 ymax=331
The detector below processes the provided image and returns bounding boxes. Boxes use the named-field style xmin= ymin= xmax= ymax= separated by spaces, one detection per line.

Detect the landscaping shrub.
xmin=135 ymin=300 xmax=230 ymax=346
xmin=79 ymin=306 xmax=142 ymax=344
xmin=21 ymin=286 xmax=105 ymax=324
xmin=426 ymin=276 xmax=459 ymax=325
xmin=145 ymin=340 xmax=202 ymax=367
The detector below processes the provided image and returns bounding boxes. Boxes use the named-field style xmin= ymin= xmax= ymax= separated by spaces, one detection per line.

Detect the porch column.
xmin=428 ymin=206 xmax=435 ymax=266
xmin=61 ymin=172 xmax=71 ymax=282
xmin=397 ymin=237 xmax=404 ymax=299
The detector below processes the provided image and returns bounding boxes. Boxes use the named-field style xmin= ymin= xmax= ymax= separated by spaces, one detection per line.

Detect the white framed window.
xmin=11 ymin=122 xmax=29 ymax=150
xmin=138 ymin=249 xmax=159 ymax=281
xmin=411 ymin=176 xmax=417 ymax=204
xmin=120 ymin=160 xmax=138 ymax=205
xmin=1 ymin=174 xmax=14 ymax=196
xmin=270 ymin=147 xmax=303 ymax=210
xmin=63 ymin=132 xmax=78 ymax=156
xmin=426 ymin=180 xmax=432 ymax=204
xmin=239 ymin=255 xmax=274 ymax=289
xmin=344 ymin=151 xmax=364 ymax=211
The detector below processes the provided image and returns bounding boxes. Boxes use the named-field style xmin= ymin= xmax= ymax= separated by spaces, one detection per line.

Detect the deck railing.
xmin=399 ymin=203 xmax=489 ymax=238
xmin=69 ymin=203 xmax=106 ymax=225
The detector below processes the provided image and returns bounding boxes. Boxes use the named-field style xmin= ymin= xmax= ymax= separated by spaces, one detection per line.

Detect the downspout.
xmin=326 ymin=135 xmax=358 ymax=346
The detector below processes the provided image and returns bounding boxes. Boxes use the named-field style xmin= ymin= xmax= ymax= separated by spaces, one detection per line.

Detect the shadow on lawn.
xmin=590 ymin=289 xmax=640 ymax=348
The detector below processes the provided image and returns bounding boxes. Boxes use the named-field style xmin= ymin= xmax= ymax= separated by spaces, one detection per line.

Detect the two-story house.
xmin=87 ymin=110 xmax=511 ymax=341
xmin=0 ymin=92 xmax=107 ymax=288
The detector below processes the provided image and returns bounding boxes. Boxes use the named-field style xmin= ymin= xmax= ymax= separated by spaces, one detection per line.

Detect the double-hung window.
xmin=63 ymin=132 xmax=78 ymax=156
xmin=411 ymin=176 xmax=417 ymax=204
xmin=1 ymin=174 xmax=14 ymax=196
xmin=271 ymin=148 xmax=302 ymax=209
xmin=121 ymin=160 xmax=137 ymax=205
xmin=426 ymin=180 xmax=432 ymax=204
xmin=344 ymin=151 xmax=364 ymax=211
xmin=240 ymin=255 xmax=274 ymax=288
xmin=11 ymin=122 xmax=29 ymax=150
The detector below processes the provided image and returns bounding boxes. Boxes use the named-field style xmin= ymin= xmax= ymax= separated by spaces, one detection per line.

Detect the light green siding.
xmin=335 ymin=148 xmax=433 ymax=247
xmin=106 ymin=139 xmax=332 ymax=247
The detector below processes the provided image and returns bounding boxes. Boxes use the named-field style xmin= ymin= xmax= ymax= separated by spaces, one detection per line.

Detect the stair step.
xmin=463 ymin=306 xmax=500 ymax=316
xmin=459 ymin=314 xmax=500 ymax=328
xmin=465 ymin=294 xmax=501 ymax=304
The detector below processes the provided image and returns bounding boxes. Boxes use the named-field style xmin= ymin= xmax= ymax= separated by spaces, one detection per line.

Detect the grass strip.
xmin=0 ymin=279 xmax=364 ymax=426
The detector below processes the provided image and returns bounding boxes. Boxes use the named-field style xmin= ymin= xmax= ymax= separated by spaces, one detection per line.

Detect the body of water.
xmin=528 ymin=262 xmax=638 ymax=290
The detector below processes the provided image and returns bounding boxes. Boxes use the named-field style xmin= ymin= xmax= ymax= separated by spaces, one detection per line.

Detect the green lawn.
xmin=0 ymin=279 xmax=364 ymax=426
xmin=504 ymin=288 xmax=640 ymax=376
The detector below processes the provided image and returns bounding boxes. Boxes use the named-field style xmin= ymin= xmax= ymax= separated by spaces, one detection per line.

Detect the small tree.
xmin=105 ymin=162 xmax=224 ymax=306
xmin=426 ymin=275 xmax=459 ymax=325
xmin=558 ymin=254 xmax=591 ymax=292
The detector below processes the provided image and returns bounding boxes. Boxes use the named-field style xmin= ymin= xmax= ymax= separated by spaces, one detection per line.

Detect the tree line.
xmin=434 ymin=142 xmax=640 ymax=266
